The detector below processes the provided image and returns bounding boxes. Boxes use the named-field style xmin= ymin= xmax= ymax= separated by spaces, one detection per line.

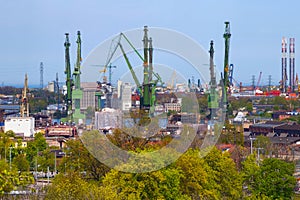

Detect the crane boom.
xmin=256 ymin=71 xmax=262 ymax=89
xmin=118 ymin=43 xmax=141 ymax=89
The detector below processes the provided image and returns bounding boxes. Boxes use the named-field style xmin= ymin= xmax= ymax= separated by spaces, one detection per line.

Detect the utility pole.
xmin=250 ymin=137 xmax=256 ymax=154
xmin=56 ymin=73 xmax=60 ymax=114
xmin=9 ymin=146 xmax=12 ymax=170
xmin=54 ymin=151 xmax=57 ymax=174
xmin=252 ymin=75 xmax=255 ymax=91
xmin=268 ymin=75 xmax=272 ymax=91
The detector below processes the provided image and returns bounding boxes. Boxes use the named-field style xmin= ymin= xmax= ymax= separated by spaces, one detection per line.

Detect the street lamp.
xmin=250 ymin=137 xmax=256 ymax=154
xmin=9 ymin=146 xmax=13 ymax=170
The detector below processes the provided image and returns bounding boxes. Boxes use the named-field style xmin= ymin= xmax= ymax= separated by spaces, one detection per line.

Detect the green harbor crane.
xmin=207 ymin=41 xmax=218 ymax=119
xmin=102 ymin=26 xmax=162 ymax=123
xmin=64 ymin=33 xmax=73 ymax=120
xmin=223 ymin=21 xmax=231 ymax=93
xmin=223 ymin=22 xmax=231 ymax=118
xmin=73 ymin=31 xmax=82 ymax=89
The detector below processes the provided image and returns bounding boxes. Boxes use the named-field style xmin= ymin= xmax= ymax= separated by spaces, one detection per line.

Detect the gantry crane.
xmin=103 ymin=26 xmax=162 ymax=118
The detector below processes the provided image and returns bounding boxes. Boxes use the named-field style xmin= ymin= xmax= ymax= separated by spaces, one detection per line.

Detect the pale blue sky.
xmin=1 ymin=0 xmax=299 ymax=87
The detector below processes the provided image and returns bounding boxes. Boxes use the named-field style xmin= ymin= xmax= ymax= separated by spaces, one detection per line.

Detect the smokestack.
xmin=289 ymin=38 xmax=295 ymax=92
xmin=282 ymin=37 xmax=287 ymax=93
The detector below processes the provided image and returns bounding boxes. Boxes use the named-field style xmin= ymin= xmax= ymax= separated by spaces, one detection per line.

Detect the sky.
xmin=1 ymin=0 xmax=300 ymax=87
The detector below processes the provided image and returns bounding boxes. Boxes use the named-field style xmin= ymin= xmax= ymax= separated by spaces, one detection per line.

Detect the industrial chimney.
xmin=289 ymin=38 xmax=295 ymax=92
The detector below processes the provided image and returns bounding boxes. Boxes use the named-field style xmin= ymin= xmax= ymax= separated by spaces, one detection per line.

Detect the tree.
xmin=25 ymin=132 xmax=47 ymax=169
xmin=241 ymin=154 xmax=260 ymax=196
xmin=204 ymin=147 xmax=243 ymax=199
xmin=101 ymin=167 xmax=187 ymax=200
xmin=0 ymin=160 xmax=34 ymax=195
xmin=175 ymin=149 xmax=218 ymax=199
xmin=45 ymin=172 xmax=102 ymax=200
xmin=246 ymin=102 xmax=253 ymax=113
xmin=12 ymin=154 xmax=30 ymax=172
xmin=86 ymin=106 xmax=95 ymax=119
xmin=252 ymin=158 xmax=296 ymax=199
xmin=253 ymin=135 xmax=272 ymax=156
xmin=59 ymin=139 xmax=110 ymax=181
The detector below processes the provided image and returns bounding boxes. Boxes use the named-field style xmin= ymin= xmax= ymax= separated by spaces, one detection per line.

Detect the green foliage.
xmin=230 ymin=97 xmax=251 ymax=111
xmin=253 ymin=158 xmax=296 ymax=199
xmin=41 ymin=135 xmax=297 ymax=200
xmin=242 ymin=154 xmax=260 ymax=194
xmin=25 ymin=132 xmax=47 ymax=170
xmin=86 ymin=106 xmax=95 ymax=119
xmin=219 ymin=122 xmax=244 ymax=146
xmin=45 ymin=172 xmax=102 ymax=200
xmin=242 ymin=156 xmax=296 ymax=199
xmin=101 ymin=167 xmax=187 ymax=200
xmin=59 ymin=139 xmax=110 ymax=181
xmin=12 ymin=154 xmax=30 ymax=172
xmin=0 ymin=131 xmax=14 ymax=161
xmin=176 ymin=149 xmax=217 ymax=199
xmin=246 ymin=102 xmax=253 ymax=113
xmin=253 ymin=135 xmax=272 ymax=156
xmin=28 ymin=89 xmax=60 ymax=113
xmin=204 ymin=146 xmax=243 ymax=199
xmin=0 ymin=160 xmax=34 ymax=195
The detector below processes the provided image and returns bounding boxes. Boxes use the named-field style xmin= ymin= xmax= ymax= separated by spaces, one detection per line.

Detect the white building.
xmin=120 ymin=82 xmax=132 ymax=111
xmin=94 ymin=108 xmax=122 ymax=130
xmin=5 ymin=117 xmax=35 ymax=137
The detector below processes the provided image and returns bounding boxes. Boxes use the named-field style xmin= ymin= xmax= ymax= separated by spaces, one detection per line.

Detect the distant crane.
xmin=256 ymin=71 xmax=262 ymax=90
xmin=208 ymin=40 xmax=218 ymax=119
xmin=167 ymin=70 xmax=176 ymax=90
xmin=20 ymin=74 xmax=29 ymax=117
xmin=92 ymin=64 xmax=117 ymax=84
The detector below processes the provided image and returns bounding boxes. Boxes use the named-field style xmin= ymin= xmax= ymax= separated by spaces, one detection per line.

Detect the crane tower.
xmin=223 ymin=21 xmax=231 ymax=94
xmin=64 ymin=33 xmax=73 ymax=120
xmin=20 ymin=74 xmax=29 ymax=117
